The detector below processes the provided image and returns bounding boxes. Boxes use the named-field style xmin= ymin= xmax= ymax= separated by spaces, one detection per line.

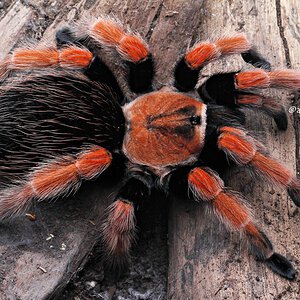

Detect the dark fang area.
xmin=127 ymin=55 xmax=154 ymax=93
xmin=174 ymin=57 xmax=200 ymax=92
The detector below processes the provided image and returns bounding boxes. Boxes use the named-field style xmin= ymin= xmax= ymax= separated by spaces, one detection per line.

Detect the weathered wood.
xmin=168 ymin=1 xmax=300 ymax=299
xmin=0 ymin=0 xmax=299 ymax=299
xmin=0 ymin=1 xmax=167 ymax=299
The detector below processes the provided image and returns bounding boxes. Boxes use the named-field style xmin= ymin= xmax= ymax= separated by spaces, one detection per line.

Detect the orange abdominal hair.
xmin=0 ymin=46 xmax=93 ymax=80
xmin=236 ymin=69 xmax=300 ymax=90
xmin=218 ymin=127 xmax=300 ymax=190
xmin=185 ymin=34 xmax=251 ymax=69
xmin=89 ymin=17 xmax=149 ymax=63
xmin=0 ymin=146 xmax=112 ymax=219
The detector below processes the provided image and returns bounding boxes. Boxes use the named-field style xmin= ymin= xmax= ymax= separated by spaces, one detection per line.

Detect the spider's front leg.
xmin=0 ymin=46 xmax=93 ymax=77
xmin=0 ymin=45 xmax=126 ymax=103
xmin=0 ymin=146 xmax=112 ymax=219
xmin=57 ymin=16 xmax=154 ymax=94
xmin=101 ymin=168 xmax=152 ymax=272
xmin=217 ymin=126 xmax=300 ymax=206
xmin=174 ymin=33 xmax=270 ymax=92
xmin=168 ymin=166 xmax=296 ymax=280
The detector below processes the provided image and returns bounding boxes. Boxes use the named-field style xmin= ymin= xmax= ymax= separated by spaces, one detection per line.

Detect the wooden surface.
xmin=0 ymin=0 xmax=299 ymax=299
xmin=168 ymin=1 xmax=300 ymax=300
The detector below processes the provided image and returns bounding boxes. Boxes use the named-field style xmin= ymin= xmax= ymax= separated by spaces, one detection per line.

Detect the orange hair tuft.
xmin=188 ymin=168 xmax=224 ymax=200
xmin=215 ymin=34 xmax=251 ymax=55
xmin=92 ymin=18 xmax=124 ymax=45
xmin=218 ymin=132 xmax=256 ymax=164
xmin=185 ymin=42 xmax=218 ymax=69
xmin=235 ymin=69 xmax=270 ymax=89
xmin=251 ymin=152 xmax=293 ymax=186
xmin=13 ymin=48 xmax=59 ymax=68
xmin=268 ymin=70 xmax=300 ymax=89
xmin=118 ymin=35 xmax=149 ymax=62
xmin=59 ymin=47 xmax=93 ymax=68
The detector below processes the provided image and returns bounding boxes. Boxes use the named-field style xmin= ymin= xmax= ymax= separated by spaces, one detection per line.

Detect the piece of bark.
xmin=168 ymin=1 xmax=300 ymax=299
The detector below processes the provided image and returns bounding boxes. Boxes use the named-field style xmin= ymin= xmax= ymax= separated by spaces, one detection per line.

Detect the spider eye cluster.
xmin=189 ymin=115 xmax=201 ymax=125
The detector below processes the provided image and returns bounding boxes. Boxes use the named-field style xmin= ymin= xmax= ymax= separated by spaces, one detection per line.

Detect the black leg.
xmin=56 ymin=26 xmax=126 ymax=104
xmin=167 ymin=165 xmax=297 ymax=280
xmin=241 ymin=47 xmax=271 ymax=70
xmin=174 ymin=57 xmax=200 ymax=92
xmin=265 ymin=253 xmax=297 ymax=280
xmin=198 ymin=73 xmax=288 ymax=130
xmin=127 ymin=55 xmax=154 ymax=93
xmin=85 ymin=56 xmax=125 ymax=104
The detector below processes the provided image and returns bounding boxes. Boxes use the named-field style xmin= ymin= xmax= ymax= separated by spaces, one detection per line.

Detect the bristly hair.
xmin=0 ymin=70 xmax=125 ymax=186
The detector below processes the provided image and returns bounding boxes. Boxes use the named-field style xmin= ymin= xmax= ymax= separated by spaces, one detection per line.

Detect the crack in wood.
xmin=275 ymin=0 xmax=291 ymax=67
xmin=146 ymin=1 xmax=164 ymax=40
xmin=275 ymin=0 xmax=300 ymax=178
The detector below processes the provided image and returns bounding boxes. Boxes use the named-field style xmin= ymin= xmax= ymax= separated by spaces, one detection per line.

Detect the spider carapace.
xmin=123 ymin=91 xmax=206 ymax=171
xmin=0 ymin=16 xmax=300 ymax=280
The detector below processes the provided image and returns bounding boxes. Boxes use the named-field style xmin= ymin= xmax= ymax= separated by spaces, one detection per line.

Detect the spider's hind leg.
xmin=168 ymin=166 xmax=297 ymax=280
xmin=101 ymin=168 xmax=153 ymax=274
xmin=217 ymin=126 xmax=300 ymax=206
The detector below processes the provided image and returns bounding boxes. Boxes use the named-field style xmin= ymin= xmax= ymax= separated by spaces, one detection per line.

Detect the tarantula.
xmin=0 ymin=16 xmax=299 ymax=280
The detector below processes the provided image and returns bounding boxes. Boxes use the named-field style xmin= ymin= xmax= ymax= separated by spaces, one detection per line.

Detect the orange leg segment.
xmin=0 ymin=46 xmax=94 ymax=80
xmin=0 ymin=146 xmax=112 ymax=219
xmin=218 ymin=127 xmax=300 ymax=206
xmin=235 ymin=69 xmax=300 ymax=90
xmin=185 ymin=33 xmax=251 ymax=69
xmin=89 ymin=17 xmax=149 ymax=63
xmin=101 ymin=199 xmax=136 ymax=266
xmin=188 ymin=166 xmax=273 ymax=259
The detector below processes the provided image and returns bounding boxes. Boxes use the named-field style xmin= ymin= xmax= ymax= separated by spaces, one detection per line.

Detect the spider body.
xmin=123 ymin=90 xmax=206 ymax=170
xmin=0 ymin=16 xmax=300 ymax=280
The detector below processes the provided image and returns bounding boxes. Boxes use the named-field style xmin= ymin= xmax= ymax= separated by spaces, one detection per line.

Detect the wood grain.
xmin=168 ymin=1 xmax=300 ymax=299
xmin=0 ymin=0 xmax=299 ymax=299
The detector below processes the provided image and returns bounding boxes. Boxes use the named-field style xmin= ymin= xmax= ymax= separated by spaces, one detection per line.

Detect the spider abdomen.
xmin=0 ymin=72 xmax=125 ymax=185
